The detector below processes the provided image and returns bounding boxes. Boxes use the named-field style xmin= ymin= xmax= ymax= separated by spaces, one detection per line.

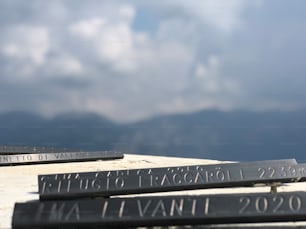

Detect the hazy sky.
xmin=1 ymin=0 xmax=306 ymax=122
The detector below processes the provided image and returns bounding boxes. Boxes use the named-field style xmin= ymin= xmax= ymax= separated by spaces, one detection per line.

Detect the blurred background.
xmin=0 ymin=0 xmax=306 ymax=161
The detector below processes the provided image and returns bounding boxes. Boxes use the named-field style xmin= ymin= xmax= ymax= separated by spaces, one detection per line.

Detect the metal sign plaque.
xmin=295 ymin=163 xmax=306 ymax=182
xmin=38 ymin=159 xmax=298 ymax=199
xmin=0 ymin=151 xmax=124 ymax=166
xmin=12 ymin=192 xmax=306 ymax=228
xmin=0 ymin=145 xmax=73 ymax=155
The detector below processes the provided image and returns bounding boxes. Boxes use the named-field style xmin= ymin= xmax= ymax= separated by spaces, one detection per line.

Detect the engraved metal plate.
xmin=12 ymin=192 xmax=306 ymax=228
xmin=0 ymin=151 xmax=124 ymax=166
xmin=0 ymin=145 xmax=74 ymax=154
xmin=38 ymin=159 xmax=298 ymax=199
xmin=295 ymin=163 xmax=306 ymax=182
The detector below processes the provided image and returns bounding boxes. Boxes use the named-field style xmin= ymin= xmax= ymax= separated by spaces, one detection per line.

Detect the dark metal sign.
xmin=0 ymin=151 xmax=124 ymax=166
xmin=38 ymin=159 xmax=299 ymax=199
xmin=12 ymin=192 xmax=306 ymax=228
xmin=295 ymin=163 xmax=306 ymax=182
xmin=0 ymin=145 xmax=72 ymax=154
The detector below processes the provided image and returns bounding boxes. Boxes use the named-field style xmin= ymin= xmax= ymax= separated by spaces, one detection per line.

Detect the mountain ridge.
xmin=0 ymin=110 xmax=305 ymax=161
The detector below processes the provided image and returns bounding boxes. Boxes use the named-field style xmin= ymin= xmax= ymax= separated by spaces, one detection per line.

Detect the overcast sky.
xmin=0 ymin=0 xmax=306 ymax=122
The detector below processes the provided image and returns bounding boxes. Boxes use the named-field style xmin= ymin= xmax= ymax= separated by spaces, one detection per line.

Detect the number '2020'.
xmin=239 ymin=195 xmax=302 ymax=214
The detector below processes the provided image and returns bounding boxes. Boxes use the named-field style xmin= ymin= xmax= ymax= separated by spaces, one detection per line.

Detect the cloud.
xmin=0 ymin=0 xmax=306 ymax=122
xmin=162 ymin=0 xmax=250 ymax=32
xmin=1 ymin=25 xmax=49 ymax=79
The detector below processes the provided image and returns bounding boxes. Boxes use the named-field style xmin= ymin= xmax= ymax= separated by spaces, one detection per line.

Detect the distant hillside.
xmin=0 ymin=110 xmax=306 ymax=161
